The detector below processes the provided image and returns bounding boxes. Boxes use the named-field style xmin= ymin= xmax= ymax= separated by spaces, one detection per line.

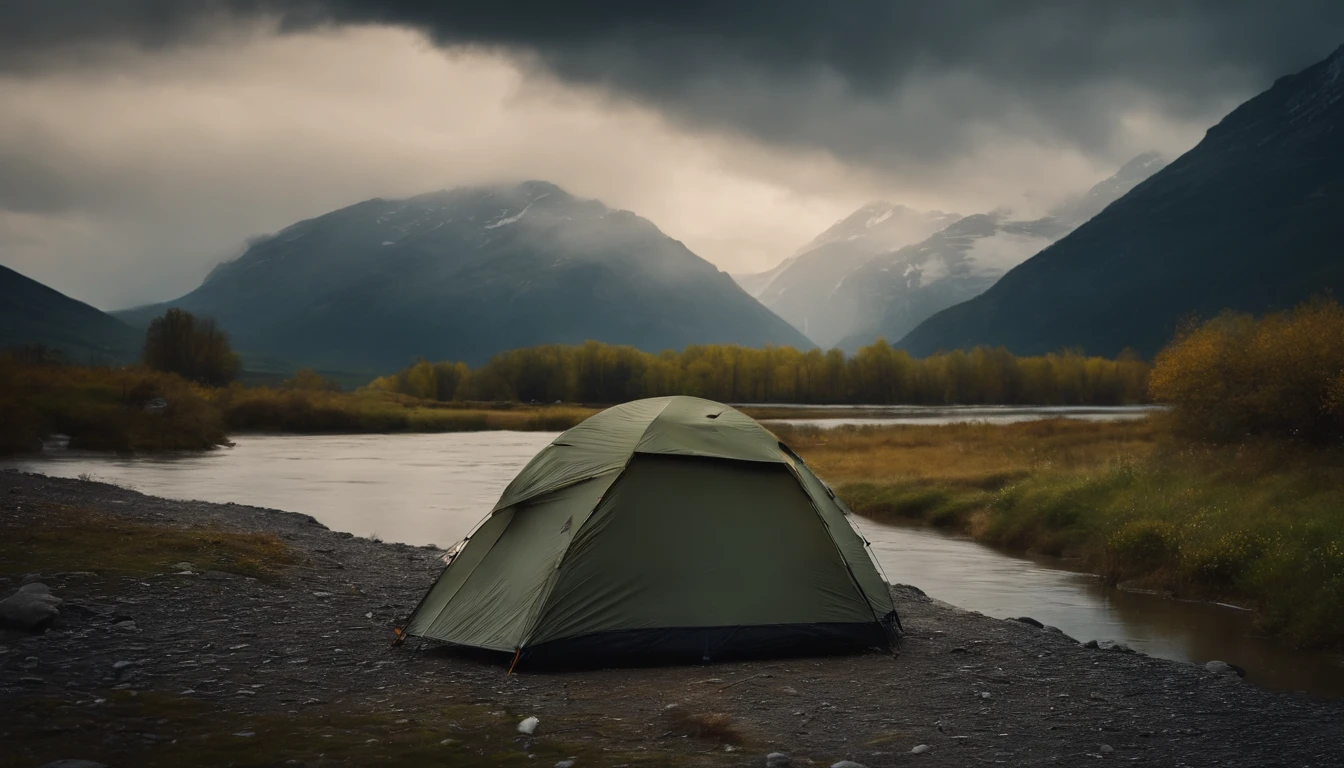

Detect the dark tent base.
xmin=513 ymin=615 xmax=899 ymax=669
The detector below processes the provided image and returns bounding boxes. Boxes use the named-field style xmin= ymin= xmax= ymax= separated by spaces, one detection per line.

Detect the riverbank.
xmin=4 ymin=472 xmax=1343 ymax=767
xmin=779 ymin=419 xmax=1344 ymax=648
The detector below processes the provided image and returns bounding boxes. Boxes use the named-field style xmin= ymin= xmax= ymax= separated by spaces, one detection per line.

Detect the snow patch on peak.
xmin=485 ymin=204 xmax=531 ymax=229
xmin=866 ymin=208 xmax=895 ymax=228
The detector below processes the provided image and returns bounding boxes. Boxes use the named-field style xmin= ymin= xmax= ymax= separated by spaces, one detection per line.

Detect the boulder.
xmin=0 ymin=584 xmax=63 ymax=632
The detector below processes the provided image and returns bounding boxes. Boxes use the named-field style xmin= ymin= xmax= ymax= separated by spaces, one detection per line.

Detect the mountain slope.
xmin=115 ymin=181 xmax=811 ymax=373
xmin=900 ymin=46 xmax=1344 ymax=358
xmin=732 ymin=203 xmax=960 ymax=345
xmin=836 ymin=152 xmax=1166 ymax=351
xmin=0 ymin=264 xmax=140 ymax=361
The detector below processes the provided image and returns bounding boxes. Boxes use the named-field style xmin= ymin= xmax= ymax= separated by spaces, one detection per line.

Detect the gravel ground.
xmin=2 ymin=470 xmax=1343 ymax=768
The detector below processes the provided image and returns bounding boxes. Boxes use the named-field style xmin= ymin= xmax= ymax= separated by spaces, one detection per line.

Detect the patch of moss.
xmin=0 ymin=503 xmax=293 ymax=581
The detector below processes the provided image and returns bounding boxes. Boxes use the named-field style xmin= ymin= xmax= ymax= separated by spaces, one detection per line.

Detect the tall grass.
xmin=0 ymin=355 xmax=228 ymax=453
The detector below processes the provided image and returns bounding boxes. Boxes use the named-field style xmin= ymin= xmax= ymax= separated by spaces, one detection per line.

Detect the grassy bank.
xmin=781 ymin=418 xmax=1344 ymax=647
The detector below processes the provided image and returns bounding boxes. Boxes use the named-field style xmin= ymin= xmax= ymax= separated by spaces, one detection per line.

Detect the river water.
xmin=5 ymin=424 xmax=1342 ymax=697
xmin=760 ymin=404 xmax=1161 ymax=429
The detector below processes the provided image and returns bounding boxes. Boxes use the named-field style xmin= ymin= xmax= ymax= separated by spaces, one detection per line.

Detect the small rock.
xmin=18 ymin=582 xmax=52 ymax=595
xmin=1013 ymin=616 xmax=1044 ymax=628
xmin=1099 ymin=744 xmax=1114 ymax=753
xmin=911 ymin=744 xmax=931 ymax=754
xmin=766 ymin=752 xmax=791 ymax=768
xmin=172 ymin=562 xmax=195 ymax=571
xmin=1097 ymin=640 xmax=1134 ymax=653
xmin=831 ymin=761 xmax=869 ymax=768
xmin=312 ymin=591 xmax=332 ymax=598
xmin=555 ymin=761 xmax=577 ymax=768
xmin=112 ymin=660 xmax=135 ymax=671
xmin=1204 ymin=660 xmax=1245 ymax=677
xmin=980 ymin=691 xmax=992 ymax=700
xmin=233 ymin=732 xmax=255 ymax=738
xmin=112 ymin=620 xmax=138 ymax=632
xmin=440 ymin=738 xmax=457 ymax=746
xmin=517 ymin=716 xmax=539 ymax=735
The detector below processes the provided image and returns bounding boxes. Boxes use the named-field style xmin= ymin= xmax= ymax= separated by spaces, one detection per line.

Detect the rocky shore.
xmin=3 ymin=470 xmax=1343 ymax=767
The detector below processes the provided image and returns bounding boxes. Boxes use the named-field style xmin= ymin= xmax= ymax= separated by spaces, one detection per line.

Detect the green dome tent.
xmin=401 ymin=396 xmax=898 ymax=665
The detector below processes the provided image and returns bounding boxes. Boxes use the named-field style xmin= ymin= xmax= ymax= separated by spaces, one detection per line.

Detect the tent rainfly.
xmin=400 ymin=396 xmax=898 ymax=665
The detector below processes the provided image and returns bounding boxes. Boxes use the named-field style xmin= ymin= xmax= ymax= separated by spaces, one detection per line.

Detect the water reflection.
xmin=4 ymin=427 xmax=1341 ymax=697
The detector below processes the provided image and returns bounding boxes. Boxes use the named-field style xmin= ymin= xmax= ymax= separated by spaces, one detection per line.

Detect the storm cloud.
xmin=1 ymin=1 xmax=1342 ymax=308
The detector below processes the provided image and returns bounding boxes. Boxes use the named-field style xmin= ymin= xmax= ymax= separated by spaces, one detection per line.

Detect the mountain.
xmin=900 ymin=45 xmax=1344 ymax=358
xmin=115 ymin=181 xmax=812 ymax=374
xmin=0 ymin=264 xmax=140 ymax=362
xmin=732 ymin=203 xmax=961 ymax=345
xmin=835 ymin=152 xmax=1167 ymax=351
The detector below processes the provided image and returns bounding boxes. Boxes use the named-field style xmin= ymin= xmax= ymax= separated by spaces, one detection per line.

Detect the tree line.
xmin=369 ymin=340 xmax=1152 ymax=406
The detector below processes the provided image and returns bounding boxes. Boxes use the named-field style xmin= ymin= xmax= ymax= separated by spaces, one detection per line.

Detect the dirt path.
xmin=2 ymin=470 xmax=1342 ymax=767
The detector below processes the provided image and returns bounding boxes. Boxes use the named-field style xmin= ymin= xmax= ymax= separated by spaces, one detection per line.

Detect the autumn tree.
xmin=142 ymin=308 xmax=239 ymax=386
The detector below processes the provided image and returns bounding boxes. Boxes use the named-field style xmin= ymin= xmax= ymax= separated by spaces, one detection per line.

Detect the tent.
xmin=400 ymin=396 xmax=898 ymax=665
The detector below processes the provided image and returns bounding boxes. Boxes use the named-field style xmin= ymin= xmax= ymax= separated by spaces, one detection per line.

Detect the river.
xmin=5 ymin=425 xmax=1343 ymax=697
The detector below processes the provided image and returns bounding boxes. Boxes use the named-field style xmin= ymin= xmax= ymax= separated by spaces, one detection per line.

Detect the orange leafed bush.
xmin=1149 ymin=298 xmax=1344 ymax=443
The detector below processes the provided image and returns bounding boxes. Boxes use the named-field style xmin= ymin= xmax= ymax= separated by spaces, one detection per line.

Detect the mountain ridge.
xmin=899 ymin=44 xmax=1344 ymax=358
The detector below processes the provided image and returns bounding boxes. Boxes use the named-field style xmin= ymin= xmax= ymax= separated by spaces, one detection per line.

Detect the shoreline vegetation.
xmin=3 ymin=300 xmax=1342 ymax=646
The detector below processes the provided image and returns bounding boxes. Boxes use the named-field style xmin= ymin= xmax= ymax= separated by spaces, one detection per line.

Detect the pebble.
xmin=831 ymin=761 xmax=869 ymax=768
xmin=233 ymin=732 xmax=256 ymax=738
xmin=1100 ymin=744 xmax=1114 ymax=753
xmin=766 ymin=751 xmax=791 ymax=767
xmin=555 ymin=761 xmax=577 ymax=768
xmin=518 ymin=716 xmax=540 ymax=735
xmin=911 ymin=744 xmax=930 ymax=754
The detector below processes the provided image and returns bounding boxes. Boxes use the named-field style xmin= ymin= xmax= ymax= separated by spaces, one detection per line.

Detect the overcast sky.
xmin=2 ymin=1 xmax=1342 ymax=310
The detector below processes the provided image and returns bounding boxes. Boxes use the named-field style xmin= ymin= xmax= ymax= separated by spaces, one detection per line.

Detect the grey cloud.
xmin=3 ymin=2 xmax=1342 ymax=166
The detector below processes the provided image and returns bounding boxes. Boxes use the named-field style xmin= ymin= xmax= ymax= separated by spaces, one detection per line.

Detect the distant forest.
xmin=369 ymin=341 xmax=1151 ymax=406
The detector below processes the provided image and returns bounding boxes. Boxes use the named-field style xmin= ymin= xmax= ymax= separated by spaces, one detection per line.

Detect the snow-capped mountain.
xmin=115 ymin=181 xmax=811 ymax=373
xmin=902 ymin=44 xmax=1344 ymax=358
xmin=836 ymin=152 xmax=1168 ymax=351
xmin=733 ymin=204 xmax=961 ymax=345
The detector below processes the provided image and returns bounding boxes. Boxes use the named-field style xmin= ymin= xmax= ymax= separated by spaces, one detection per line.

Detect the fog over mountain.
xmin=738 ymin=152 xmax=1166 ymax=349
xmin=113 ymin=182 xmax=811 ymax=373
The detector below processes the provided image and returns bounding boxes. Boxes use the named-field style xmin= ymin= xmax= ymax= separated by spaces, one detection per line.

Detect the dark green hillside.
xmin=0 ymin=264 xmax=139 ymax=362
